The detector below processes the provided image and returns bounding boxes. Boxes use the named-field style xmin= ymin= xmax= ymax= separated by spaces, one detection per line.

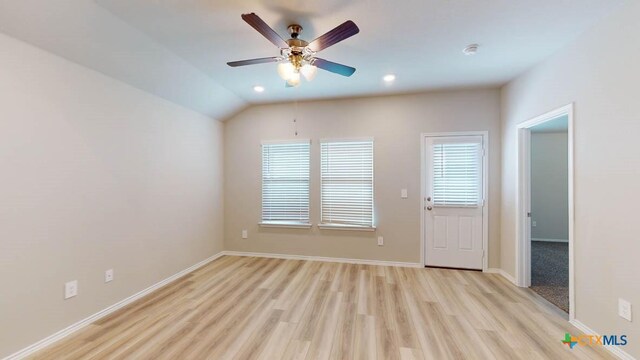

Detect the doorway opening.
xmin=516 ymin=104 xmax=574 ymax=318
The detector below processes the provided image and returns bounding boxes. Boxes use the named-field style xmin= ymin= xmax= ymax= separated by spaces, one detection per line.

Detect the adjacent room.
xmin=529 ymin=115 xmax=570 ymax=312
xmin=1 ymin=0 xmax=638 ymax=359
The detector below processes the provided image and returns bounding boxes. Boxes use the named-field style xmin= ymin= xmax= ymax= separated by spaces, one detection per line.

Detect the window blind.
xmin=262 ymin=141 xmax=310 ymax=224
xmin=320 ymin=139 xmax=374 ymax=227
xmin=432 ymin=141 xmax=482 ymax=207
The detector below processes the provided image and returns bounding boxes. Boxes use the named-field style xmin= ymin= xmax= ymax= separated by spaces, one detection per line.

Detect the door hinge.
xmin=527 ymin=212 xmax=532 ymax=218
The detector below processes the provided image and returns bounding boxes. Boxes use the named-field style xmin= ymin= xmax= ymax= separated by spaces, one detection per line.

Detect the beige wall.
xmin=0 ymin=33 xmax=224 ymax=357
xmin=531 ymin=132 xmax=569 ymax=241
xmin=224 ymin=89 xmax=501 ymax=265
xmin=501 ymin=1 xmax=639 ymax=356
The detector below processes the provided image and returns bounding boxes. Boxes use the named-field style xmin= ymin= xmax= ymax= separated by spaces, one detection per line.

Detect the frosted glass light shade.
xmin=300 ymin=64 xmax=318 ymax=81
xmin=277 ymin=62 xmax=295 ymax=80
xmin=286 ymin=72 xmax=301 ymax=87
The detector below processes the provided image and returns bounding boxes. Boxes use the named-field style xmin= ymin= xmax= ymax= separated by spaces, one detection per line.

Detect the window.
xmin=320 ymin=139 xmax=374 ymax=229
xmin=431 ymin=138 xmax=482 ymax=207
xmin=261 ymin=140 xmax=310 ymax=226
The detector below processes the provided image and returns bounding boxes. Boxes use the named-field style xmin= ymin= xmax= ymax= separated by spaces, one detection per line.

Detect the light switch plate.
xmin=401 ymin=189 xmax=408 ymax=199
xmin=242 ymin=230 xmax=248 ymax=239
xmin=105 ymin=269 xmax=114 ymax=283
xmin=619 ymin=298 xmax=632 ymax=321
xmin=65 ymin=280 xmax=78 ymax=299
xmin=532 ymin=221 xmax=537 ymax=227
xmin=377 ymin=236 xmax=384 ymax=246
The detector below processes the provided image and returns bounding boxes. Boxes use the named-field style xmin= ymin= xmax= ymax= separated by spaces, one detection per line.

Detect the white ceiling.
xmin=0 ymin=0 xmax=625 ymax=120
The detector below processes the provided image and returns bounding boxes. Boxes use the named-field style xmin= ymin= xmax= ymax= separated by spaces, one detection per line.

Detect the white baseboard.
xmin=569 ymin=319 xmax=636 ymax=360
xmin=2 ymin=252 xmax=225 ymax=360
xmin=484 ymin=268 xmax=518 ymax=285
xmin=222 ymin=250 xmax=422 ymax=268
xmin=532 ymin=238 xmax=569 ymax=243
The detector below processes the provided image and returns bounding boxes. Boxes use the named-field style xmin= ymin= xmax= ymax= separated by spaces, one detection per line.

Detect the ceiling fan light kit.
xmin=227 ymin=13 xmax=359 ymax=87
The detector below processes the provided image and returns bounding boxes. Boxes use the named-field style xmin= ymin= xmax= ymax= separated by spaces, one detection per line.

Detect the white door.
xmin=424 ymin=135 xmax=484 ymax=270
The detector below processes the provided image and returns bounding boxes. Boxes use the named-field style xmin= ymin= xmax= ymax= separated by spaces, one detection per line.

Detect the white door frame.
xmin=420 ymin=131 xmax=489 ymax=271
xmin=515 ymin=103 xmax=575 ymax=320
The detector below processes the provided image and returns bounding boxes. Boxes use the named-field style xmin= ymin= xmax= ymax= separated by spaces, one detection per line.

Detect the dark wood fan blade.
xmin=241 ymin=13 xmax=289 ymax=48
xmin=227 ymin=57 xmax=281 ymax=67
xmin=307 ymin=21 xmax=359 ymax=52
xmin=313 ymin=58 xmax=356 ymax=77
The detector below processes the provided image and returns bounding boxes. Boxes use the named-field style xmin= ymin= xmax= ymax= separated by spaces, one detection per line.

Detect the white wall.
xmin=501 ymin=1 xmax=639 ymax=356
xmin=0 ymin=33 xmax=224 ymax=358
xmin=531 ymin=132 xmax=569 ymax=241
xmin=224 ymin=89 xmax=501 ymax=266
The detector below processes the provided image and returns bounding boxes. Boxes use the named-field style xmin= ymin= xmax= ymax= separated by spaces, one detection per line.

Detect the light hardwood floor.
xmin=32 ymin=256 xmax=612 ymax=359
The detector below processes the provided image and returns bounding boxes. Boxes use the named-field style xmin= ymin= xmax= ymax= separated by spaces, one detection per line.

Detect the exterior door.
xmin=424 ymin=135 xmax=484 ymax=270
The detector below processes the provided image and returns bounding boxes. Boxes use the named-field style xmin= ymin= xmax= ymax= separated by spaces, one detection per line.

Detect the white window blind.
xmin=262 ymin=141 xmax=310 ymax=224
xmin=432 ymin=140 xmax=482 ymax=207
xmin=320 ymin=139 xmax=374 ymax=227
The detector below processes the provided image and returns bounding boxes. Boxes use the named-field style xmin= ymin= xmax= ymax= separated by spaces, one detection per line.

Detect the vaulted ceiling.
xmin=0 ymin=0 xmax=625 ymax=120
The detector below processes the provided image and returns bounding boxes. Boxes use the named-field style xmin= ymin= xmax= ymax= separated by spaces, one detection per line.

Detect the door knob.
xmin=426 ymin=206 xmax=433 ymax=211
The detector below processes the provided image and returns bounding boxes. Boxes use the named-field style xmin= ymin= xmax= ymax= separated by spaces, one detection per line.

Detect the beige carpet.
xmin=530 ymin=241 xmax=569 ymax=313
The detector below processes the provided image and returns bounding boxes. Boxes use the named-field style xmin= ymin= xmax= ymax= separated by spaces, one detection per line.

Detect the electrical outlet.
xmin=377 ymin=236 xmax=384 ymax=246
xmin=105 ymin=269 xmax=114 ymax=283
xmin=619 ymin=298 xmax=632 ymax=321
xmin=64 ymin=280 xmax=78 ymax=299
xmin=532 ymin=221 xmax=537 ymax=227
xmin=242 ymin=230 xmax=248 ymax=239
xmin=401 ymin=189 xmax=408 ymax=199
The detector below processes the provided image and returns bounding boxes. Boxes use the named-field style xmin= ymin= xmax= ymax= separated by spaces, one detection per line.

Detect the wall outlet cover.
xmin=105 ymin=269 xmax=114 ymax=283
xmin=242 ymin=230 xmax=248 ymax=239
xmin=401 ymin=189 xmax=408 ymax=198
xmin=64 ymin=280 xmax=78 ymax=299
xmin=619 ymin=298 xmax=632 ymax=321
xmin=377 ymin=236 xmax=384 ymax=246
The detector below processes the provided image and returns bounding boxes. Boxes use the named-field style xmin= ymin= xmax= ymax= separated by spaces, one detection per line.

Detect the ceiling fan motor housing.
xmin=287 ymin=24 xmax=303 ymax=39
xmin=285 ymin=25 xmax=309 ymax=60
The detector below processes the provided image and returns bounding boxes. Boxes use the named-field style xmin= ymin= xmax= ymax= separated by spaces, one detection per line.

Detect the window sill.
xmin=259 ymin=222 xmax=313 ymax=229
xmin=317 ymin=224 xmax=377 ymax=232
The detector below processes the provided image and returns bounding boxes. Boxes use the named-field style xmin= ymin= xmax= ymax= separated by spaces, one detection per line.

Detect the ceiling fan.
xmin=227 ymin=13 xmax=360 ymax=87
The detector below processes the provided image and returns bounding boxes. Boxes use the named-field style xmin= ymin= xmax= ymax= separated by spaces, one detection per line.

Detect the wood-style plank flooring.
xmin=32 ymin=256 xmax=612 ymax=359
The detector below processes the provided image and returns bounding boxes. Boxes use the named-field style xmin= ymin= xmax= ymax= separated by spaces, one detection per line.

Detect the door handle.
xmin=426 ymin=206 xmax=433 ymax=211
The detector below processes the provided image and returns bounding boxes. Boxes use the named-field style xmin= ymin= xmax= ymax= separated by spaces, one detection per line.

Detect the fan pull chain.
xmin=293 ymin=99 xmax=299 ymax=136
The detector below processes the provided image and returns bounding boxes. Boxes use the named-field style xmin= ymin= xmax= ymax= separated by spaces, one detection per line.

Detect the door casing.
xmin=420 ymin=131 xmax=489 ymax=271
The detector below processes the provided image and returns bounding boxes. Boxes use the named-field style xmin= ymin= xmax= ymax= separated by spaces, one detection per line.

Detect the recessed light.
xmin=253 ymin=85 xmax=265 ymax=93
xmin=463 ymin=44 xmax=479 ymax=56
xmin=383 ymin=74 xmax=396 ymax=82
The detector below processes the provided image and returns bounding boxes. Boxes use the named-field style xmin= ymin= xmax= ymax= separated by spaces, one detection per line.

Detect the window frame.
xmin=319 ymin=137 xmax=376 ymax=231
xmin=259 ymin=139 xmax=312 ymax=228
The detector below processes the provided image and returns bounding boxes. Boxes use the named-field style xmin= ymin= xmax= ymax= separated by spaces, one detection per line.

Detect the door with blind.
xmin=424 ymin=135 xmax=485 ymax=270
